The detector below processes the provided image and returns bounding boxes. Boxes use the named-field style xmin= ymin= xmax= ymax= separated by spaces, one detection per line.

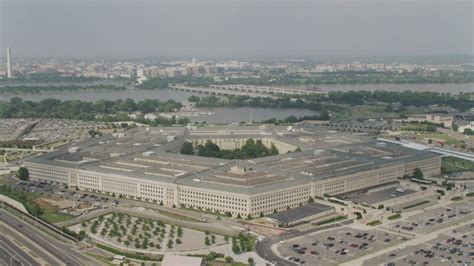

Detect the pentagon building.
xmin=25 ymin=125 xmax=440 ymax=217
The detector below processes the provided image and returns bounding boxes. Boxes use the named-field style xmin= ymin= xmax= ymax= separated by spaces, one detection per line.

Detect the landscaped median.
xmin=367 ymin=220 xmax=382 ymax=226
xmin=450 ymin=196 xmax=463 ymax=201
xmin=387 ymin=214 xmax=402 ymax=220
xmin=315 ymin=215 xmax=347 ymax=226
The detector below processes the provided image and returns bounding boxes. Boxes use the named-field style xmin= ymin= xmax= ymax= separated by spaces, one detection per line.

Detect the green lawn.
xmin=387 ymin=214 xmax=402 ymax=220
xmin=451 ymin=196 xmax=463 ymax=202
xmin=442 ymin=157 xmax=474 ymax=174
xmin=316 ymin=215 xmax=347 ymax=226
xmin=0 ymin=175 xmax=9 ymax=185
xmin=334 ymin=106 xmax=399 ymax=121
xmin=40 ymin=211 xmax=75 ymax=224
xmin=367 ymin=220 xmax=382 ymax=226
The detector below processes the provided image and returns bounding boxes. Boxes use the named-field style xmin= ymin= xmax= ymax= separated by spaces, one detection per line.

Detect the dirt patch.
xmin=35 ymin=198 xmax=74 ymax=209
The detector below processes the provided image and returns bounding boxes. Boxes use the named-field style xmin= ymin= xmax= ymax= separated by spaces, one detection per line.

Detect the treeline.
xmin=261 ymin=113 xmax=330 ymax=124
xmin=216 ymin=71 xmax=474 ymax=85
xmin=133 ymin=116 xmax=190 ymax=126
xmin=192 ymin=95 xmax=340 ymax=112
xmin=0 ymin=186 xmax=43 ymax=216
xmin=191 ymin=90 xmax=474 ymax=111
xmin=0 ymin=97 xmax=182 ymax=121
xmin=0 ymin=85 xmax=124 ymax=94
xmin=322 ymin=90 xmax=474 ymax=109
xmin=0 ymin=72 xmax=101 ymax=83
xmin=181 ymin=139 xmax=279 ymax=159
xmin=136 ymin=72 xmax=474 ymax=89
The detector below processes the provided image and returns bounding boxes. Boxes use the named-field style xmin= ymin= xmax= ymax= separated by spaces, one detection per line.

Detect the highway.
xmin=0 ymin=235 xmax=38 ymax=266
xmin=1 ymin=222 xmax=62 ymax=265
xmin=0 ymin=209 xmax=100 ymax=266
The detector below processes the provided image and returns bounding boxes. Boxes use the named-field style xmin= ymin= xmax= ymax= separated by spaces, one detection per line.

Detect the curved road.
xmin=255 ymin=220 xmax=354 ymax=266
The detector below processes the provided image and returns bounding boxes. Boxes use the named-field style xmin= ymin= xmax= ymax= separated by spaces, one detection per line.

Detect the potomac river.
xmin=0 ymin=83 xmax=471 ymax=123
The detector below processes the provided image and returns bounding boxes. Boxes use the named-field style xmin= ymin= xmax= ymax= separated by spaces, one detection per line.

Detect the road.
xmin=0 ymin=235 xmax=38 ymax=266
xmin=0 ymin=209 xmax=100 ymax=266
xmin=1 ymin=222 xmax=63 ymax=266
xmin=255 ymin=220 xmax=353 ymax=266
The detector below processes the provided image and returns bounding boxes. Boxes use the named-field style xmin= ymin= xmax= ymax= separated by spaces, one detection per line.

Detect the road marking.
xmin=0 ymin=241 xmax=33 ymax=266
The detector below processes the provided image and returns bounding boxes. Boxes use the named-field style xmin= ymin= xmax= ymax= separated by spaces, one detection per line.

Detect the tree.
xmin=248 ymin=257 xmax=254 ymax=265
xmin=270 ymin=143 xmax=279 ymax=155
xmin=232 ymin=243 xmax=240 ymax=253
xmin=452 ymin=124 xmax=459 ymax=132
xmin=188 ymin=95 xmax=200 ymax=102
xmin=308 ymin=196 xmax=314 ymax=204
xmin=225 ymin=256 xmax=233 ymax=263
xmin=16 ymin=167 xmax=29 ymax=181
xmin=413 ymin=168 xmax=424 ymax=179
xmin=180 ymin=142 xmax=195 ymax=155
xmin=426 ymin=125 xmax=437 ymax=133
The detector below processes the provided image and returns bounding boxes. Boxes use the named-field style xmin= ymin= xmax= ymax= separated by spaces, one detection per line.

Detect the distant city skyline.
xmin=0 ymin=1 xmax=472 ymax=58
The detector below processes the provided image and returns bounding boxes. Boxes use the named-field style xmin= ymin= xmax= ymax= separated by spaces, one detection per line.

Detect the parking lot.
xmin=389 ymin=202 xmax=474 ymax=234
xmin=277 ymin=227 xmax=408 ymax=265
xmin=364 ymin=223 xmax=474 ymax=266
xmin=12 ymin=180 xmax=115 ymax=215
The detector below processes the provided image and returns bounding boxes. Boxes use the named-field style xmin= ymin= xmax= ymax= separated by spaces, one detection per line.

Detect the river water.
xmin=0 ymin=89 xmax=320 ymax=123
xmin=0 ymin=83 xmax=471 ymax=123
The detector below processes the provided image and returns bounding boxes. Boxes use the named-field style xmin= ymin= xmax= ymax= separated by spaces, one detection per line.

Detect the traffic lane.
xmin=0 ymin=210 xmax=86 ymax=265
xmin=1 ymin=223 xmax=62 ymax=266
xmin=0 ymin=236 xmax=39 ymax=266
xmin=255 ymin=237 xmax=297 ymax=266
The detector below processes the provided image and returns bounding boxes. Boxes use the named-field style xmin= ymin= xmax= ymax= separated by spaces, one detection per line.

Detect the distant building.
xmin=403 ymin=114 xmax=453 ymax=129
xmin=25 ymin=125 xmax=441 ymax=218
xmin=458 ymin=122 xmax=474 ymax=133
xmin=6 ymin=48 xmax=12 ymax=78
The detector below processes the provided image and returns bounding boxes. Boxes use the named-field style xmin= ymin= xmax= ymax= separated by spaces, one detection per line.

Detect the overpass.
xmin=170 ymin=84 xmax=279 ymax=99
xmin=209 ymin=84 xmax=326 ymax=96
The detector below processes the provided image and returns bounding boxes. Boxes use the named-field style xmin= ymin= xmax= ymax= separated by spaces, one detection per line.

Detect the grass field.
xmin=33 ymin=197 xmax=75 ymax=223
xmin=40 ymin=210 xmax=75 ymax=223
xmin=335 ymin=106 xmax=400 ymax=121
xmin=442 ymin=157 xmax=474 ymax=174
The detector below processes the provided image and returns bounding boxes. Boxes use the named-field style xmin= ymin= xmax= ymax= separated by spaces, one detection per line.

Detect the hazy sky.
xmin=0 ymin=0 xmax=472 ymax=58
